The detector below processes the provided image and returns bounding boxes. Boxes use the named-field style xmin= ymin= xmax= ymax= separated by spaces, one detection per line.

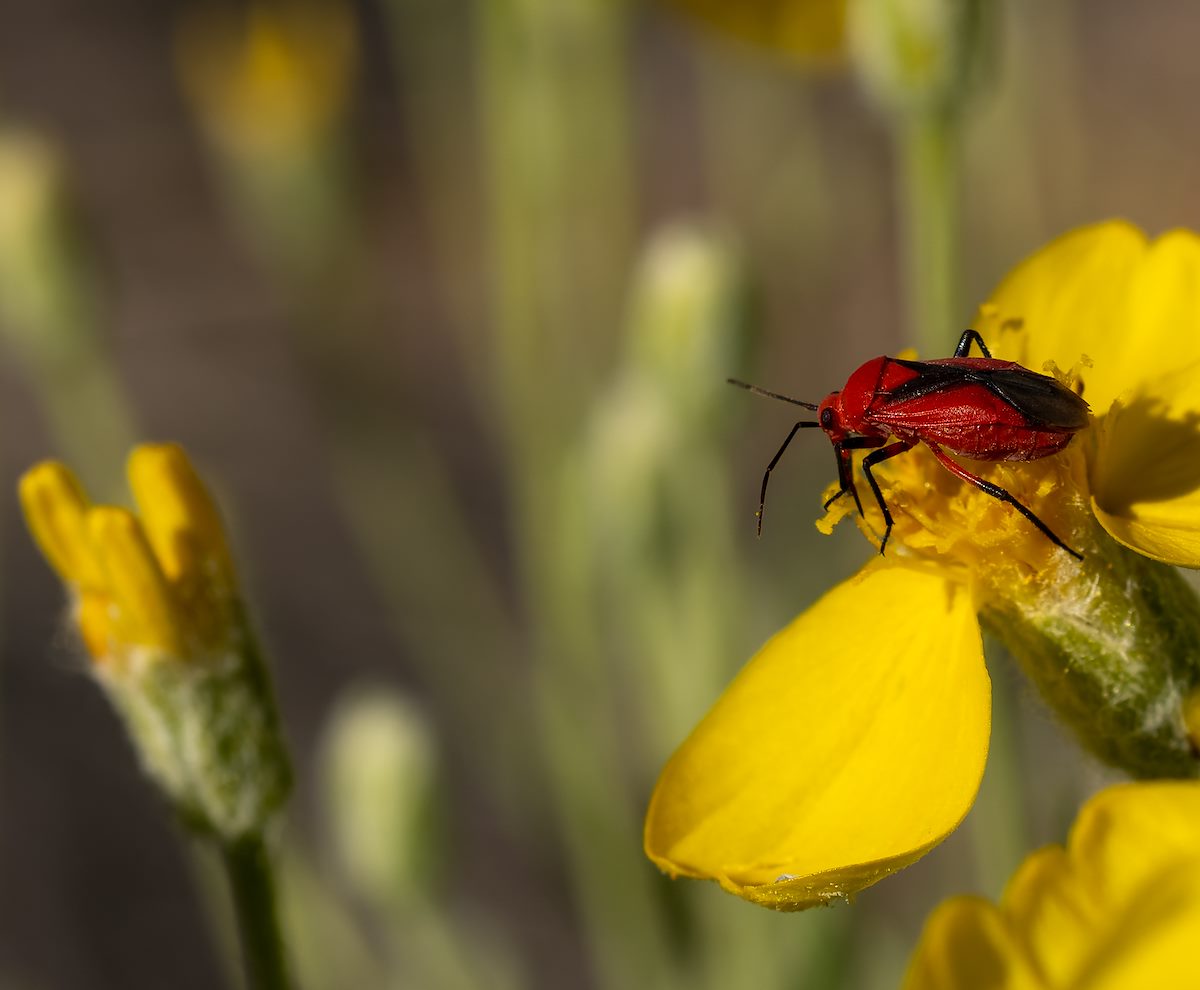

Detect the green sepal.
xmin=97 ymin=619 xmax=292 ymax=840
xmin=983 ymin=526 xmax=1200 ymax=779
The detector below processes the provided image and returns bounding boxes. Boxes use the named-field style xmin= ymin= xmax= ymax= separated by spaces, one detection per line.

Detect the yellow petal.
xmin=905 ymin=782 xmax=1200 ymax=989
xmin=1090 ymin=361 xmax=1200 ymax=567
xmin=127 ymin=443 xmax=234 ymax=586
xmin=1120 ymin=229 xmax=1200 ymax=381
xmin=978 ymin=221 xmax=1146 ymax=411
xmin=901 ymin=897 xmax=1039 ymax=990
xmin=1067 ymin=782 xmax=1200 ymax=909
xmin=1080 ymin=864 xmax=1200 ymax=990
xmin=87 ymin=506 xmax=181 ymax=654
xmin=644 ymin=563 xmax=989 ymax=909
xmin=1001 ymin=846 xmax=1097 ymax=987
xmin=980 ymin=224 xmax=1200 ymax=417
xmin=18 ymin=461 xmax=105 ymax=589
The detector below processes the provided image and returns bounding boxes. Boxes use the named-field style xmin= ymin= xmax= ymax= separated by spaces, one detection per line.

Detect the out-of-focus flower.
xmin=175 ymin=0 xmax=357 ymax=161
xmin=904 ymin=781 xmax=1200 ymax=989
xmin=645 ymin=222 xmax=1200 ymax=909
xmin=175 ymin=1 xmax=360 ymax=278
xmin=662 ymin=0 xmax=847 ymax=61
xmin=320 ymin=686 xmax=444 ymax=908
xmin=581 ymin=225 xmax=747 ymax=753
xmin=20 ymin=444 xmax=291 ymax=839
xmin=847 ymin=0 xmax=985 ymax=114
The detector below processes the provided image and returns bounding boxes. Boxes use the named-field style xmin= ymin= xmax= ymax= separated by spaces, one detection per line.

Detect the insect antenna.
xmin=729 ymin=379 xmax=825 ymax=535
xmin=727 ymin=378 xmax=819 ymax=411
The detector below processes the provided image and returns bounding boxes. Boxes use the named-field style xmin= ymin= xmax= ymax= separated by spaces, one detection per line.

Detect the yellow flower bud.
xmin=20 ymin=444 xmax=291 ymax=839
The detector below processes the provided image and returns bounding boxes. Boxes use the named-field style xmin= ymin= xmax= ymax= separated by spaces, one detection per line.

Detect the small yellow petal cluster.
xmin=905 ymin=782 xmax=1200 ymax=989
xmin=21 ymin=444 xmax=291 ymax=839
xmin=21 ymin=444 xmax=236 ymax=663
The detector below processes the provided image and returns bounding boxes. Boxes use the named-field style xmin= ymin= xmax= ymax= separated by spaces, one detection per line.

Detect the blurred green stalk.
xmin=848 ymin=0 xmax=986 ymax=356
xmin=478 ymin=2 xmax=689 ymax=987
xmin=898 ymin=107 xmax=960 ymax=357
xmin=381 ymin=0 xmax=482 ymax=358
xmin=966 ymin=649 xmax=1029 ymax=899
xmin=174 ymin=8 xmax=532 ymax=983
xmin=26 ymin=338 xmax=135 ymax=500
xmin=0 ymin=130 xmax=135 ymax=497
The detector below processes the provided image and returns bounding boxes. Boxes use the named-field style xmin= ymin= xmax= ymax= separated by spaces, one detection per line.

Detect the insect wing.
xmin=886 ymin=359 xmax=1090 ymax=431
xmin=972 ymin=368 xmax=1090 ymax=430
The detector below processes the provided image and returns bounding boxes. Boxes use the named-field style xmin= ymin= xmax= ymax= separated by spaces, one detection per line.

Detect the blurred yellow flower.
xmin=175 ymin=0 xmax=357 ymax=159
xmin=663 ymin=0 xmax=847 ymax=61
xmin=645 ymin=222 xmax=1200 ymax=908
xmin=22 ymin=443 xmax=237 ymax=662
xmin=21 ymin=444 xmax=290 ymax=838
xmin=904 ymin=781 xmax=1200 ymax=989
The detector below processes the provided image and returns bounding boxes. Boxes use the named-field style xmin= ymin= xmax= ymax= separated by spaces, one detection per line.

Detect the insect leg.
xmin=924 ymin=442 xmax=1083 ymax=560
xmin=953 ymin=329 xmax=993 ymax=359
xmin=823 ymin=447 xmax=860 ymax=515
xmin=860 ymin=440 xmax=917 ymax=555
xmin=824 ymin=436 xmax=886 ymax=515
xmin=755 ymin=421 xmax=822 ymax=535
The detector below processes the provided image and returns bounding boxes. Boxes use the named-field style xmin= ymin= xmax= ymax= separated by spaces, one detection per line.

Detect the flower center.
xmin=816 ymin=439 xmax=1094 ymax=594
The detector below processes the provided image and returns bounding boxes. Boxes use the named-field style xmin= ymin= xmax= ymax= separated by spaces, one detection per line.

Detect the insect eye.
xmin=820 ymin=408 xmax=834 ymax=428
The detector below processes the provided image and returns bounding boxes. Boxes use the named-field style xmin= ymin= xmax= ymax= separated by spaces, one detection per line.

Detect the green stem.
xmin=898 ymin=107 xmax=962 ymax=357
xmin=222 ymin=834 xmax=291 ymax=990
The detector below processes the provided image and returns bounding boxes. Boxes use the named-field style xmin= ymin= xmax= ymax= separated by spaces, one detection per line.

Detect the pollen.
xmin=817 ymin=440 xmax=1092 ymax=590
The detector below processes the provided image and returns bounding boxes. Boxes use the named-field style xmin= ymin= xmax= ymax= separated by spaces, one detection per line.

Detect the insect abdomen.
xmin=920 ymin=421 xmax=1077 ymax=461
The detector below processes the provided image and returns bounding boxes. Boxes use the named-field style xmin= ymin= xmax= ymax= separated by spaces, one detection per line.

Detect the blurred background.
xmin=0 ymin=0 xmax=1195 ymax=988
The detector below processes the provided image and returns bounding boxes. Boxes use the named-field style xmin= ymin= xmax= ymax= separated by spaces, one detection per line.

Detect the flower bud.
xmin=20 ymin=445 xmax=292 ymax=839
xmin=624 ymin=223 xmax=746 ymax=427
xmin=847 ymin=0 xmax=986 ymax=116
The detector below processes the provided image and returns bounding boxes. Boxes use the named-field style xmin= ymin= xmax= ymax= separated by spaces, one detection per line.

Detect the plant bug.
xmin=732 ymin=329 xmax=1090 ymax=560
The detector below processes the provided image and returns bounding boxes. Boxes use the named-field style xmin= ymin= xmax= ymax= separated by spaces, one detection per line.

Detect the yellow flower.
xmin=175 ymin=0 xmax=357 ymax=160
xmin=20 ymin=444 xmax=290 ymax=838
xmin=662 ymin=0 xmax=847 ymax=62
xmin=645 ymin=221 xmax=1200 ymax=909
xmin=903 ymin=781 xmax=1200 ymax=988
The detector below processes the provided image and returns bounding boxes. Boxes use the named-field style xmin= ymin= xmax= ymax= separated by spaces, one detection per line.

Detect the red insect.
xmin=732 ymin=330 xmax=1090 ymax=560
